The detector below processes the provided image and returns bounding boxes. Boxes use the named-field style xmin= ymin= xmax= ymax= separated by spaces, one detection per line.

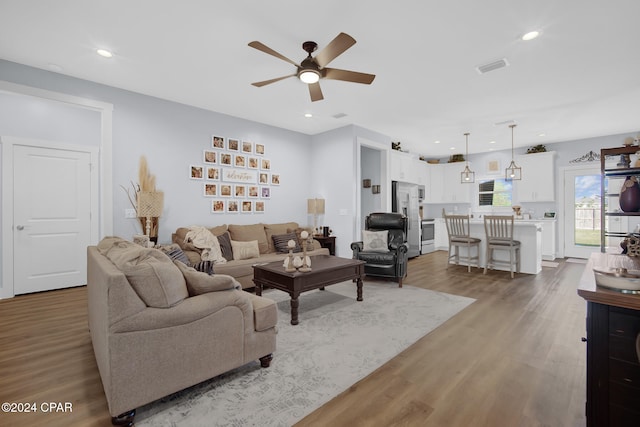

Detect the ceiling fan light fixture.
xmin=299 ymin=69 xmax=320 ymax=84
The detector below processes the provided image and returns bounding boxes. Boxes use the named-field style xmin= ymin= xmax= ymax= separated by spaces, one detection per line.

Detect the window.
xmin=478 ymin=179 xmax=512 ymax=207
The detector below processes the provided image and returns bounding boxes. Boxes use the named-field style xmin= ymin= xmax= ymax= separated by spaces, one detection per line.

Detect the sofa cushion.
xmin=231 ymin=240 xmax=260 ymax=260
xmin=272 ymin=232 xmax=301 ymax=253
xmin=247 ymin=293 xmax=278 ymax=332
xmin=97 ymin=237 xmax=188 ymax=308
xmin=156 ymin=243 xmax=190 ymax=266
xmin=192 ymin=260 xmax=214 ymax=275
xmin=264 ymin=222 xmax=299 ymax=253
xmin=362 ymin=230 xmax=389 ymax=253
xmin=174 ymin=261 xmax=239 ymax=296
xmin=228 ymin=223 xmax=269 ymax=254
xmin=217 ymin=231 xmax=234 ymax=261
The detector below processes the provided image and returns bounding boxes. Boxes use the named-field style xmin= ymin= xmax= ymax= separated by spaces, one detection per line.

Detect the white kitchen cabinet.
xmin=390 ymin=151 xmax=429 ymax=185
xmin=428 ymin=163 xmax=472 ymax=203
xmin=540 ymin=220 xmax=557 ymax=260
xmin=514 ymin=151 xmax=556 ymax=202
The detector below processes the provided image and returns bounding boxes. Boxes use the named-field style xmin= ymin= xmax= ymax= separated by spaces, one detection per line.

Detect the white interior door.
xmin=13 ymin=144 xmax=93 ymax=295
xmin=563 ymin=166 xmax=601 ymax=258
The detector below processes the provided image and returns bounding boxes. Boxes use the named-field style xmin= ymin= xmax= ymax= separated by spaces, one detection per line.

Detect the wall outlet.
xmin=124 ymin=208 xmax=137 ymax=219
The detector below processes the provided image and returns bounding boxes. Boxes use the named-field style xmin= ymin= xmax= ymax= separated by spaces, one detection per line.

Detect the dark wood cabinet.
xmin=579 ymin=253 xmax=640 ymax=427
xmin=314 ymin=235 xmax=336 ymax=255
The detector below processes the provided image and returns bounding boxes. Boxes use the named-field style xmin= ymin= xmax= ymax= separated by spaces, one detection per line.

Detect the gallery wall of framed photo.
xmin=190 ymin=135 xmax=281 ymax=214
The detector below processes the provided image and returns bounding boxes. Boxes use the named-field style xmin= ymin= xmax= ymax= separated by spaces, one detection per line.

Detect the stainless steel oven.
xmin=421 ymin=219 xmax=435 ymax=254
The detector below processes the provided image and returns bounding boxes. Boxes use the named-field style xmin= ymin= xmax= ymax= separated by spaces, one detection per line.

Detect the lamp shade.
xmin=307 ymin=198 xmax=325 ymax=215
xmin=137 ymin=191 xmax=164 ymax=217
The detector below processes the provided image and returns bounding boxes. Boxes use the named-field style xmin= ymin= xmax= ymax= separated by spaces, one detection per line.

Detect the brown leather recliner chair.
xmin=351 ymin=212 xmax=408 ymax=287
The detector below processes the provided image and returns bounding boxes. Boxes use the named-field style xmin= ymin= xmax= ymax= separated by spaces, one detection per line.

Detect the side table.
xmin=314 ymin=235 xmax=336 ymax=255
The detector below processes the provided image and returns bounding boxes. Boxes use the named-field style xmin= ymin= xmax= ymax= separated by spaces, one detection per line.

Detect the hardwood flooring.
xmin=0 ymin=251 xmax=588 ymax=426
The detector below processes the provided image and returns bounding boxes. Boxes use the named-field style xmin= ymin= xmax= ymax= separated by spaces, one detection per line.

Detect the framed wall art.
xmin=212 ymin=136 xmax=225 ymax=149
xmin=204 ymin=150 xmax=217 ymax=164
xmin=255 ymin=201 xmax=265 ymax=213
xmin=212 ymin=200 xmax=225 ymax=213
xmin=227 ymin=138 xmax=239 ymax=151
xmin=242 ymin=141 xmax=253 ymax=153
xmin=227 ymin=200 xmax=239 ymax=213
xmin=204 ymin=183 xmax=217 ymax=196
xmin=220 ymin=184 xmax=232 ymax=197
xmin=206 ymin=167 xmax=220 ymax=180
xmin=190 ymin=165 xmax=204 ymax=179
xmin=241 ymin=200 xmax=253 ymax=213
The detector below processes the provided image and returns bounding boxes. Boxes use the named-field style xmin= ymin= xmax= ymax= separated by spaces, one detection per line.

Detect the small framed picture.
xmin=271 ymin=174 xmax=280 ymax=185
xmin=255 ymin=201 xmax=265 ymax=213
xmin=190 ymin=165 xmax=204 ymax=179
xmin=212 ymin=200 xmax=225 ymax=213
xmin=206 ymin=167 xmax=220 ymax=180
xmin=261 ymin=186 xmax=271 ymax=199
xmin=248 ymin=157 xmax=259 ymax=169
xmin=204 ymin=150 xmax=217 ymax=164
xmin=259 ymin=172 xmax=269 ymax=185
xmin=255 ymin=143 xmax=265 ymax=156
xmin=204 ymin=183 xmax=217 ymax=196
xmin=241 ymin=200 xmax=253 ymax=213
xmin=234 ymin=185 xmax=246 ymax=198
xmin=261 ymin=158 xmax=271 ymax=170
xmin=227 ymin=138 xmax=239 ymax=151
xmin=487 ymin=159 xmax=501 ymax=175
xmin=242 ymin=141 xmax=253 ymax=154
xmin=227 ymin=200 xmax=239 ymax=213
xmin=220 ymin=184 xmax=232 ymax=197
xmin=234 ymin=154 xmax=246 ymax=168
xmin=212 ymin=136 xmax=225 ymax=149
xmin=248 ymin=185 xmax=259 ymax=198
xmin=220 ymin=153 xmax=232 ymax=166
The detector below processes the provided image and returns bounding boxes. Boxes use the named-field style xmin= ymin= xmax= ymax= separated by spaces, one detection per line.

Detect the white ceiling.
xmin=1 ymin=0 xmax=639 ymax=158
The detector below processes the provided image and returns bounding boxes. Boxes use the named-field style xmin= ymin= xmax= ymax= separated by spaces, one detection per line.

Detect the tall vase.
xmin=619 ymin=176 xmax=640 ymax=212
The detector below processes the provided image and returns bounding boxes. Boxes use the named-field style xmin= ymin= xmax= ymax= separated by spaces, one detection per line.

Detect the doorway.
xmin=2 ymin=137 xmax=98 ymax=295
xmin=562 ymin=166 xmax=601 ymax=258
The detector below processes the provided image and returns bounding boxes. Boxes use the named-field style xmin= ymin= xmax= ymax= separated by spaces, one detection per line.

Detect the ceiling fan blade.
xmin=314 ymin=32 xmax=356 ymax=67
xmin=323 ymin=68 xmax=376 ymax=84
xmin=251 ymin=74 xmax=296 ymax=87
xmin=248 ymin=41 xmax=299 ymax=67
xmin=308 ymin=82 xmax=324 ymax=102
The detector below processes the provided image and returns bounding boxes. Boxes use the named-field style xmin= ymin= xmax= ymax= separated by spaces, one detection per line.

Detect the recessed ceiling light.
xmin=434 ymin=140 xmax=441 ymax=144
xmin=304 ymin=113 xmax=313 ymax=118
xmin=522 ymin=31 xmax=540 ymax=41
xmin=489 ymin=140 xmax=496 ymax=144
xmin=450 ymin=147 xmax=456 ymax=150
xmin=538 ymin=132 xmax=546 ymax=137
xmin=96 ymin=49 xmax=113 ymax=58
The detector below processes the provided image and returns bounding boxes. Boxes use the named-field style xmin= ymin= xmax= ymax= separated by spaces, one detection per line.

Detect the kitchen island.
xmin=449 ymin=220 xmax=543 ymax=274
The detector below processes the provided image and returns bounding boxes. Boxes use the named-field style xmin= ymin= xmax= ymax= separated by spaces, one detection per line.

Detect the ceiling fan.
xmin=248 ymin=32 xmax=375 ymax=102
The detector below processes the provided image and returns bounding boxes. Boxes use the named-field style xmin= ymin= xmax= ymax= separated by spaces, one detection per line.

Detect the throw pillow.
xmin=230 ymin=239 xmax=260 ymax=260
xmin=156 ymin=243 xmax=190 ymax=266
xmin=362 ymin=230 xmax=389 ymax=253
xmin=272 ymin=232 xmax=301 ymax=253
xmin=174 ymin=261 xmax=239 ymax=296
xmin=97 ymin=237 xmax=188 ymax=308
xmin=217 ymin=231 xmax=234 ymax=261
xmin=192 ymin=260 xmax=215 ymax=275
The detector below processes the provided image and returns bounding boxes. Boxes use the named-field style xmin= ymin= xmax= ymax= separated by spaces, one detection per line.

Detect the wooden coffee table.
xmin=253 ymin=255 xmax=365 ymax=325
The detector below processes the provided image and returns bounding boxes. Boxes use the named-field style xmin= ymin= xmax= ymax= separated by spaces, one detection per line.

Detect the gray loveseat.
xmin=87 ymin=237 xmax=277 ymax=425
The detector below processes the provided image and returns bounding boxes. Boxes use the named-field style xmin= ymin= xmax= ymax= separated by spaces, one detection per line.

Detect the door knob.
xmin=16 ymin=225 xmax=24 ymax=230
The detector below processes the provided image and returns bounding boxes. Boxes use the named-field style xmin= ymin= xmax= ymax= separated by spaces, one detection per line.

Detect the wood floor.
xmin=0 ymin=252 xmax=588 ymax=427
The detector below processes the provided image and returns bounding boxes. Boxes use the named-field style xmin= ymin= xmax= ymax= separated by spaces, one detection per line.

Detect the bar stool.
xmin=443 ymin=210 xmax=481 ymax=272
xmin=483 ymin=215 xmax=521 ymax=278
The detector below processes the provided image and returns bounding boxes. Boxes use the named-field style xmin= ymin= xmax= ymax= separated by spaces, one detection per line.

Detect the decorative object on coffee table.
xmin=299 ymin=231 xmax=312 ymax=272
xmin=284 ymin=239 xmax=296 ymax=272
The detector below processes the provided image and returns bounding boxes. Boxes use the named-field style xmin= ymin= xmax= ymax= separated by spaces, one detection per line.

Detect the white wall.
xmin=0 ymin=59 xmax=315 ymax=292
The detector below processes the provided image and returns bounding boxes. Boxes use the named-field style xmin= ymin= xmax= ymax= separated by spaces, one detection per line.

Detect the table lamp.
xmin=307 ymin=198 xmax=325 ymax=235
xmin=137 ymin=191 xmax=164 ymax=238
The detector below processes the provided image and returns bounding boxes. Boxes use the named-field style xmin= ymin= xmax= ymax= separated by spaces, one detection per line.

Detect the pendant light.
xmin=505 ymin=124 xmax=522 ymax=180
xmin=460 ymin=132 xmax=475 ymax=183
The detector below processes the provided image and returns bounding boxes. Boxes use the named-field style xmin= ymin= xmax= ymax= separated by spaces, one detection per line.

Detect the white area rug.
xmin=136 ymin=281 xmax=475 ymax=426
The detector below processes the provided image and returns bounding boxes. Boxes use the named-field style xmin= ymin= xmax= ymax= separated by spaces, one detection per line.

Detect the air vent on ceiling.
xmin=333 ymin=113 xmax=348 ymax=119
xmin=476 ymin=58 xmax=509 ymax=74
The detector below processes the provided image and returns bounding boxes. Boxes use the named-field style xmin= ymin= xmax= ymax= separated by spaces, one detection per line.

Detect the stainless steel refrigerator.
xmin=392 ymin=181 xmax=421 ymax=258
